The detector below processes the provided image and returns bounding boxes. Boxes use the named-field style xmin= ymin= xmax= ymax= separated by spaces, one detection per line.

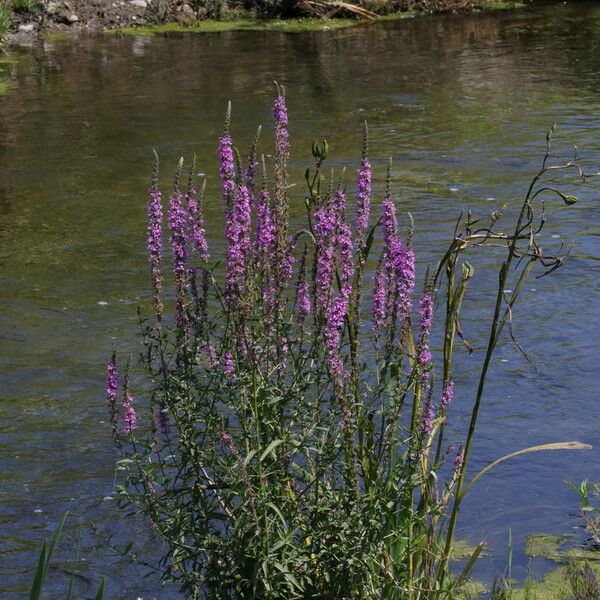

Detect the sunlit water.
xmin=2 ymin=2 xmax=600 ymax=597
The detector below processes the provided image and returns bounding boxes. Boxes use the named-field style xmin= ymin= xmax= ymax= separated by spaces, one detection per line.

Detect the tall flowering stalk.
xmin=168 ymin=171 xmax=188 ymax=330
xmin=187 ymin=173 xmax=209 ymax=263
xmin=355 ymin=122 xmax=371 ymax=242
xmin=105 ymin=352 xmax=119 ymax=434
xmin=107 ymin=99 xmax=592 ymax=600
xmin=225 ymin=183 xmax=252 ymax=305
xmin=147 ymin=151 xmax=164 ymax=322
xmin=122 ymin=367 xmax=137 ymax=435
xmin=272 ymin=87 xmax=292 ymax=297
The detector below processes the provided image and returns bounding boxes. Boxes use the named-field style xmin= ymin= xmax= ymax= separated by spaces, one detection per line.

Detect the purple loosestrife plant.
xmin=107 ymin=97 xmax=594 ymax=600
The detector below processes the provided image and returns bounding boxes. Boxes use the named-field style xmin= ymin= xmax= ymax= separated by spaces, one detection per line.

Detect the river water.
xmin=2 ymin=1 xmax=600 ymax=597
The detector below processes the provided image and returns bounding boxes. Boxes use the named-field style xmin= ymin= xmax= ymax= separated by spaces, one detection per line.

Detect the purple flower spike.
xmin=168 ymin=189 xmax=189 ymax=328
xmin=187 ymin=184 xmax=209 ymax=262
xmin=297 ymin=280 xmax=311 ymax=318
xmin=418 ymin=292 xmax=434 ymax=372
xmin=325 ymin=275 xmax=353 ymax=389
xmin=106 ymin=354 xmax=119 ymax=429
xmin=123 ymin=392 xmax=137 ymax=434
xmin=355 ymin=158 xmax=371 ymax=238
xmin=223 ymin=352 xmax=236 ymax=380
xmin=256 ymin=189 xmax=276 ymax=256
xmin=397 ymin=246 xmax=415 ymax=322
xmin=218 ymin=133 xmax=236 ymax=202
xmin=338 ymin=222 xmax=354 ymax=286
xmin=314 ymin=207 xmax=337 ymax=312
xmin=147 ymin=183 xmax=163 ymax=319
xmin=225 ymin=184 xmax=252 ymax=304
xmin=421 ymin=399 xmax=435 ymax=435
xmin=272 ymin=95 xmax=289 ymax=160
xmin=441 ymin=380 xmax=454 ymax=411
xmin=453 ymin=447 xmax=464 ymax=474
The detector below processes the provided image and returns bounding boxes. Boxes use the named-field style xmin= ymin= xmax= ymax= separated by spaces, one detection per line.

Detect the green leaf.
xmin=259 ymin=439 xmax=283 ymax=463
xmin=94 ymin=577 xmax=106 ymax=600
xmin=463 ymin=441 xmax=592 ymax=498
xmin=243 ymin=449 xmax=257 ymax=466
xmin=29 ymin=540 xmax=47 ymax=600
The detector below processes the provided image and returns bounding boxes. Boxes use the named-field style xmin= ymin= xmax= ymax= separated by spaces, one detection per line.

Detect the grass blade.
xmin=463 ymin=442 xmax=592 ymax=498
xmin=29 ymin=540 xmax=47 ymax=600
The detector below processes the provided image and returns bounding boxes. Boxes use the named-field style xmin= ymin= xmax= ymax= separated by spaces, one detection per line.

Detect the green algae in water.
xmin=526 ymin=533 xmax=600 ymax=563
xmin=505 ymin=533 xmax=600 ymax=599
xmin=451 ymin=538 xmax=487 ymax=560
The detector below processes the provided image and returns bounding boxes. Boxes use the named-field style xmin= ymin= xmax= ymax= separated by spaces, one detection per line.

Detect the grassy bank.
xmin=105 ymin=1 xmax=524 ymax=36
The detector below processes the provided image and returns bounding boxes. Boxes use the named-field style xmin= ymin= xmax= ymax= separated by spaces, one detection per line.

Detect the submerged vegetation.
xmin=102 ymin=90 xmax=594 ymax=598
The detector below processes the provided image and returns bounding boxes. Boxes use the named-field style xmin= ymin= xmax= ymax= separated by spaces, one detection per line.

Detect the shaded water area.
xmin=2 ymin=1 xmax=600 ymax=596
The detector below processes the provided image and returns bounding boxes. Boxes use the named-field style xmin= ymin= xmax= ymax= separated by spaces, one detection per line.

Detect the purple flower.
xmin=272 ymin=94 xmax=289 ymax=160
xmin=106 ymin=354 xmax=119 ymax=430
xmin=373 ymin=197 xmax=415 ymax=331
xmin=338 ymin=222 xmax=354 ymax=285
xmin=218 ymin=133 xmax=236 ymax=243
xmin=225 ymin=184 xmax=252 ymax=304
xmin=421 ymin=399 xmax=435 ymax=435
xmin=397 ymin=246 xmax=415 ymax=322
xmin=441 ymin=379 xmax=454 ymax=411
xmin=297 ymin=280 xmax=311 ymax=318
xmin=256 ymin=189 xmax=276 ymax=256
xmin=314 ymin=207 xmax=337 ymax=312
xmin=331 ymin=188 xmax=346 ymax=221
xmin=223 ymin=352 xmax=236 ymax=380
xmin=221 ymin=432 xmax=232 ymax=444
xmin=168 ymin=190 xmax=189 ymax=328
xmin=418 ymin=292 xmax=434 ymax=372
xmin=123 ymin=392 xmax=137 ymax=434
xmin=218 ymin=133 xmax=236 ymax=202
xmin=147 ymin=184 xmax=163 ymax=318
xmin=187 ymin=184 xmax=209 ymax=262
xmin=324 ymin=280 xmax=352 ymax=389
xmin=355 ymin=158 xmax=371 ymax=238
xmin=453 ymin=447 xmax=464 ymax=474
xmin=279 ymin=239 xmax=296 ymax=290
xmin=272 ymin=93 xmax=290 ymax=279
xmin=205 ymin=345 xmax=218 ymax=369
xmin=382 ymin=198 xmax=398 ymax=249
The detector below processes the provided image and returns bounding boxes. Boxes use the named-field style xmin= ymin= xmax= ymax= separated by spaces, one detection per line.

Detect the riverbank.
xmin=4 ymin=0 xmax=525 ymax=43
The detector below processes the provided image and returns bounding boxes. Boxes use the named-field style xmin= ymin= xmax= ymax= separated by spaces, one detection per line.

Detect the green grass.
xmin=104 ymin=1 xmax=524 ymax=37
xmin=41 ymin=30 xmax=76 ymax=41
xmin=105 ymin=16 xmax=363 ymax=36
xmin=476 ymin=0 xmax=526 ymax=11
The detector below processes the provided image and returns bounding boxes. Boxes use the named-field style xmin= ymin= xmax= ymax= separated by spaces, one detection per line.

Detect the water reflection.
xmin=1 ymin=2 xmax=600 ymax=597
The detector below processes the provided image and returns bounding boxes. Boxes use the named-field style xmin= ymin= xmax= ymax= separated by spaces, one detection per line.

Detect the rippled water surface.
xmin=2 ymin=2 xmax=600 ymax=596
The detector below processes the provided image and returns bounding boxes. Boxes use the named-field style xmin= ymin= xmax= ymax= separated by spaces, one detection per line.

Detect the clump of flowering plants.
xmin=106 ymin=92 xmax=593 ymax=599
